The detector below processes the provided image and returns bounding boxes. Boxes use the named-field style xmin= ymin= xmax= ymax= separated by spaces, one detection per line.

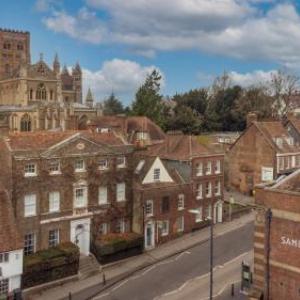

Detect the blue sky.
xmin=1 ymin=0 xmax=300 ymax=104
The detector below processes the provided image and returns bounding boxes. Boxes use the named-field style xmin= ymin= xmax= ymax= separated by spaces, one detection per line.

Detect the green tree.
xmin=131 ymin=70 xmax=165 ymax=128
xmin=103 ymin=93 xmax=124 ymax=115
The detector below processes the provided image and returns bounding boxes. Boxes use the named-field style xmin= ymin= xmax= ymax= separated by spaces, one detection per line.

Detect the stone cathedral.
xmin=0 ymin=28 xmax=101 ymax=134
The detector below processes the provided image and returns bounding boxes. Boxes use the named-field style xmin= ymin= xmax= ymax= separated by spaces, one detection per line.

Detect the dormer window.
xmin=24 ymin=163 xmax=37 ymax=177
xmin=74 ymin=159 xmax=85 ymax=172
xmin=153 ymin=168 xmax=160 ymax=181
xmin=117 ymin=156 xmax=126 ymax=168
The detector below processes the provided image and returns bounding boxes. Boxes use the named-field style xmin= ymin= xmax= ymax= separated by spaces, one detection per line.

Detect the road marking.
xmin=155 ymin=251 xmax=252 ymax=300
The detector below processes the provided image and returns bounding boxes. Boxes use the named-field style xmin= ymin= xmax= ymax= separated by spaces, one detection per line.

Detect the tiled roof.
xmin=288 ymin=116 xmax=300 ymax=133
xmin=4 ymin=130 xmax=128 ymax=152
xmin=0 ymin=186 xmax=22 ymax=252
xmin=141 ymin=134 xmax=215 ymax=160
xmin=127 ymin=117 xmax=166 ymax=141
xmin=255 ymin=122 xmax=300 ymax=153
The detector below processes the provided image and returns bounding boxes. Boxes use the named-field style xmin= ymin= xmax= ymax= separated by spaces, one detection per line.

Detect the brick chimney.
xmin=246 ymin=112 xmax=258 ymax=128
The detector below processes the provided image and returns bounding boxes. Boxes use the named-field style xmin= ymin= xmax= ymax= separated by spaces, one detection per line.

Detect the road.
xmin=92 ymin=222 xmax=254 ymax=300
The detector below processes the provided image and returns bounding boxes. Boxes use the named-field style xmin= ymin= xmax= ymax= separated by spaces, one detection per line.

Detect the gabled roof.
xmin=287 ymin=116 xmax=300 ymax=134
xmin=255 ymin=122 xmax=300 ymax=153
xmin=141 ymin=134 xmax=215 ymax=160
xmin=230 ymin=121 xmax=300 ymax=154
xmin=0 ymin=186 xmax=22 ymax=252
xmin=134 ymin=156 xmax=190 ymax=187
xmin=3 ymin=130 xmax=132 ymax=156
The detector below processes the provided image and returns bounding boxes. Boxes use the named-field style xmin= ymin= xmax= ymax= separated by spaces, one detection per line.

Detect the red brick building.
xmin=251 ymin=169 xmax=300 ymax=300
xmin=0 ymin=130 xmax=134 ymax=256
xmin=228 ymin=121 xmax=300 ymax=194
xmin=133 ymin=134 xmax=224 ymax=249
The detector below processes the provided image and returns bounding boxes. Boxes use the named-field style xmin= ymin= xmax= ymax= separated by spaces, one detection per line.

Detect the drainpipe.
xmin=265 ymin=208 xmax=272 ymax=300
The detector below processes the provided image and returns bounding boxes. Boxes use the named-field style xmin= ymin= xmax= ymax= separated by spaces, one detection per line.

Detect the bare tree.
xmin=269 ymin=70 xmax=299 ymax=118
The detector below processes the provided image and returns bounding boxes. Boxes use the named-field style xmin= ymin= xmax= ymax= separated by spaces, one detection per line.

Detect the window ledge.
xmin=161 ymin=232 xmax=168 ymax=237
xmin=49 ymin=171 xmax=62 ymax=176
xmin=178 ymin=207 xmax=184 ymax=211
xmin=24 ymin=173 xmax=37 ymax=178
xmin=75 ymin=169 xmax=86 ymax=173
xmin=196 ymin=196 xmax=203 ymax=200
xmin=117 ymin=165 xmax=126 ymax=169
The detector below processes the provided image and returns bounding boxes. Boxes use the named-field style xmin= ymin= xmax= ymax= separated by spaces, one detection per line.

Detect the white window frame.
xmin=116 ymin=219 xmax=125 ymax=233
xmin=48 ymin=229 xmax=59 ymax=248
xmin=74 ymin=186 xmax=87 ymax=208
xmin=177 ymin=216 xmax=184 ymax=232
xmin=291 ymin=156 xmax=296 ymax=168
xmin=196 ymin=184 xmax=203 ymax=200
xmin=205 ymin=182 xmax=212 ymax=198
xmin=195 ymin=207 xmax=203 ymax=223
xmin=153 ymin=168 xmax=160 ymax=181
xmin=178 ymin=194 xmax=185 ymax=210
xmin=215 ymin=160 xmax=221 ymax=174
xmin=49 ymin=191 xmax=60 ymax=213
xmin=49 ymin=160 xmax=61 ymax=175
xmin=98 ymin=159 xmax=108 ymax=171
xmin=205 ymin=205 xmax=212 ymax=219
xmin=145 ymin=200 xmax=154 ymax=217
xmin=98 ymin=186 xmax=108 ymax=205
xmin=0 ymin=279 xmax=9 ymax=296
xmin=24 ymin=163 xmax=37 ymax=177
xmin=205 ymin=161 xmax=212 ymax=175
xmin=214 ymin=180 xmax=221 ymax=196
xmin=0 ymin=252 xmax=9 ymax=263
xmin=24 ymin=194 xmax=37 ymax=217
xmin=196 ymin=162 xmax=203 ymax=176
xmin=99 ymin=223 xmax=108 ymax=235
xmin=74 ymin=159 xmax=85 ymax=172
xmin=24 ymin=233 xmax=35 ymax=255
xmin=117 ymin=156 xmax=126 ymax=168
xmin=161 ymin=220 xmax=169 ymax=236
xmin=116 ymin=182 xmax=126 ymax=202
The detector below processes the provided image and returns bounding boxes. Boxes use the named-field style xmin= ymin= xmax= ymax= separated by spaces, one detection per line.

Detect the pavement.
xmin=28 ymin=212 xmax=254 ymax=300
xmin=224 ymin=190 xmax=254 ymax=206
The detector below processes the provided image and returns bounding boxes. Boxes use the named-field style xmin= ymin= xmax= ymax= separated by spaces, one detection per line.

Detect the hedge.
xmin=22 ymin=242 xmax=80 ymax=289
xmin=92 ymin=233 xmax=143 ymax=264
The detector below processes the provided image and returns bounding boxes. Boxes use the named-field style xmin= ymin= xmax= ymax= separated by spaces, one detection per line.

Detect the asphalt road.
xmin=93 ymin=222 xmax=254 ymax=300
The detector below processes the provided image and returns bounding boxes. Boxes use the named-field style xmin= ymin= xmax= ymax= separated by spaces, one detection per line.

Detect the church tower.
xmin=72 ymin=62 xmax=82 ymax=104
xmin=85 ymin=88 xmax=94 ymax=108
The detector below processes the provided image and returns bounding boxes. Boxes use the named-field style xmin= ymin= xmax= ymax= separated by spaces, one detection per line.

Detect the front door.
xmin=145 ymin=222 xmax=155 ymax=249
xmin=70 ymin=218 xmax=91 ymax=255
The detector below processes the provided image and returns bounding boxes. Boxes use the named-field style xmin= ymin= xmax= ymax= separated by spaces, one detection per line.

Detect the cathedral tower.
xmin=72 ymin=62 xmax=82 ymax=104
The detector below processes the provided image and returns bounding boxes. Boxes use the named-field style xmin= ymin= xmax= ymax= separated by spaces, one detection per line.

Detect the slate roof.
xmin=0 ymin=186 xmax=22 ymax=252
xmin=272 ymin=169 xmax=300 ymax=193
xmin=288 ymin=116 xmax=300 ymax=133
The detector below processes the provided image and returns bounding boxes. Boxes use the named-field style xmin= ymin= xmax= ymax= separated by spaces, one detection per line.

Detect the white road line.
xmin=155 ymin=251 xmax=252 ymax=300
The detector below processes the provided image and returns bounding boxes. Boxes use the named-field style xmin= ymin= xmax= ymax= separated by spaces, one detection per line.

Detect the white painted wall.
xmin=142 ymin=157 xmax=173 ymax=184
xmin=0 ymin=249 xmax=23 ymax=292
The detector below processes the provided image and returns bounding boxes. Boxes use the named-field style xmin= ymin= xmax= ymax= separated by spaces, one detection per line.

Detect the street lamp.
xmin=188 ymin=209 xmax=214 ymax=300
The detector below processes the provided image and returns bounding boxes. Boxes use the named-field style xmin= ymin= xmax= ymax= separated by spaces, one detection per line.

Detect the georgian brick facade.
xmin=0 ymin=131 xmax=134 ymax=256
xmin=132 ymin=134 xmax=224 ymax=249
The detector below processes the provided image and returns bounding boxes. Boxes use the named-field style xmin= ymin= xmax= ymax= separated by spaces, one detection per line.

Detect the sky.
xmin=1 ymin=0 xmax=300 ymax=105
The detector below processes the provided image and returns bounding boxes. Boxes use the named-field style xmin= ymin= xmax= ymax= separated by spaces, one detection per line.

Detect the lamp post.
xmin=189 ymin=209 xmax=214 ymax=300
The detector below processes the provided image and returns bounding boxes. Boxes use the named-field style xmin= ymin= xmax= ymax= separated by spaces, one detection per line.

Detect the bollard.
xmin=103 ymin=273 xmax=106 ymax=285
xmin=231 ymin=283 xmax=235 ymax=297
xmin=69 ymin=292 xmax=72 ymax=300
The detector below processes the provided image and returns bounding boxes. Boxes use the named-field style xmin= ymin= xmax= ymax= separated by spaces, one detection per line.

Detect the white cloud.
xmin=43 ymin=7 xmax=107 ymax=44
xmin=229 ymin=70 xmax=277 ymax=86
xmin=81 ymin=59 xmax=164 ymax=103
xmin=35 ymin=0 xmax=62 ymax=12
xmin=41 ymin=1 xmax=300 ymax=68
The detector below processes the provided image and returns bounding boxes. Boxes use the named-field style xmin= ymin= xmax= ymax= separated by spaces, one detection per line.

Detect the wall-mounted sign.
xmin=281 ymin=236 xmax=300 ymax=249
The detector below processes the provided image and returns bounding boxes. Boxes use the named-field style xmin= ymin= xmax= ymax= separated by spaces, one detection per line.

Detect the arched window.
xmin=36 ymin=83 xmax=47 ymax=100
xmin=20 ymin=114 xmax=32 ymax=132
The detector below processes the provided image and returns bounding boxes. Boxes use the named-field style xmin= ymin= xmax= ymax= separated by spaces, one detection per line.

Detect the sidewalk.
xmin=28 ymin=212 xmax=254 ymax=300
